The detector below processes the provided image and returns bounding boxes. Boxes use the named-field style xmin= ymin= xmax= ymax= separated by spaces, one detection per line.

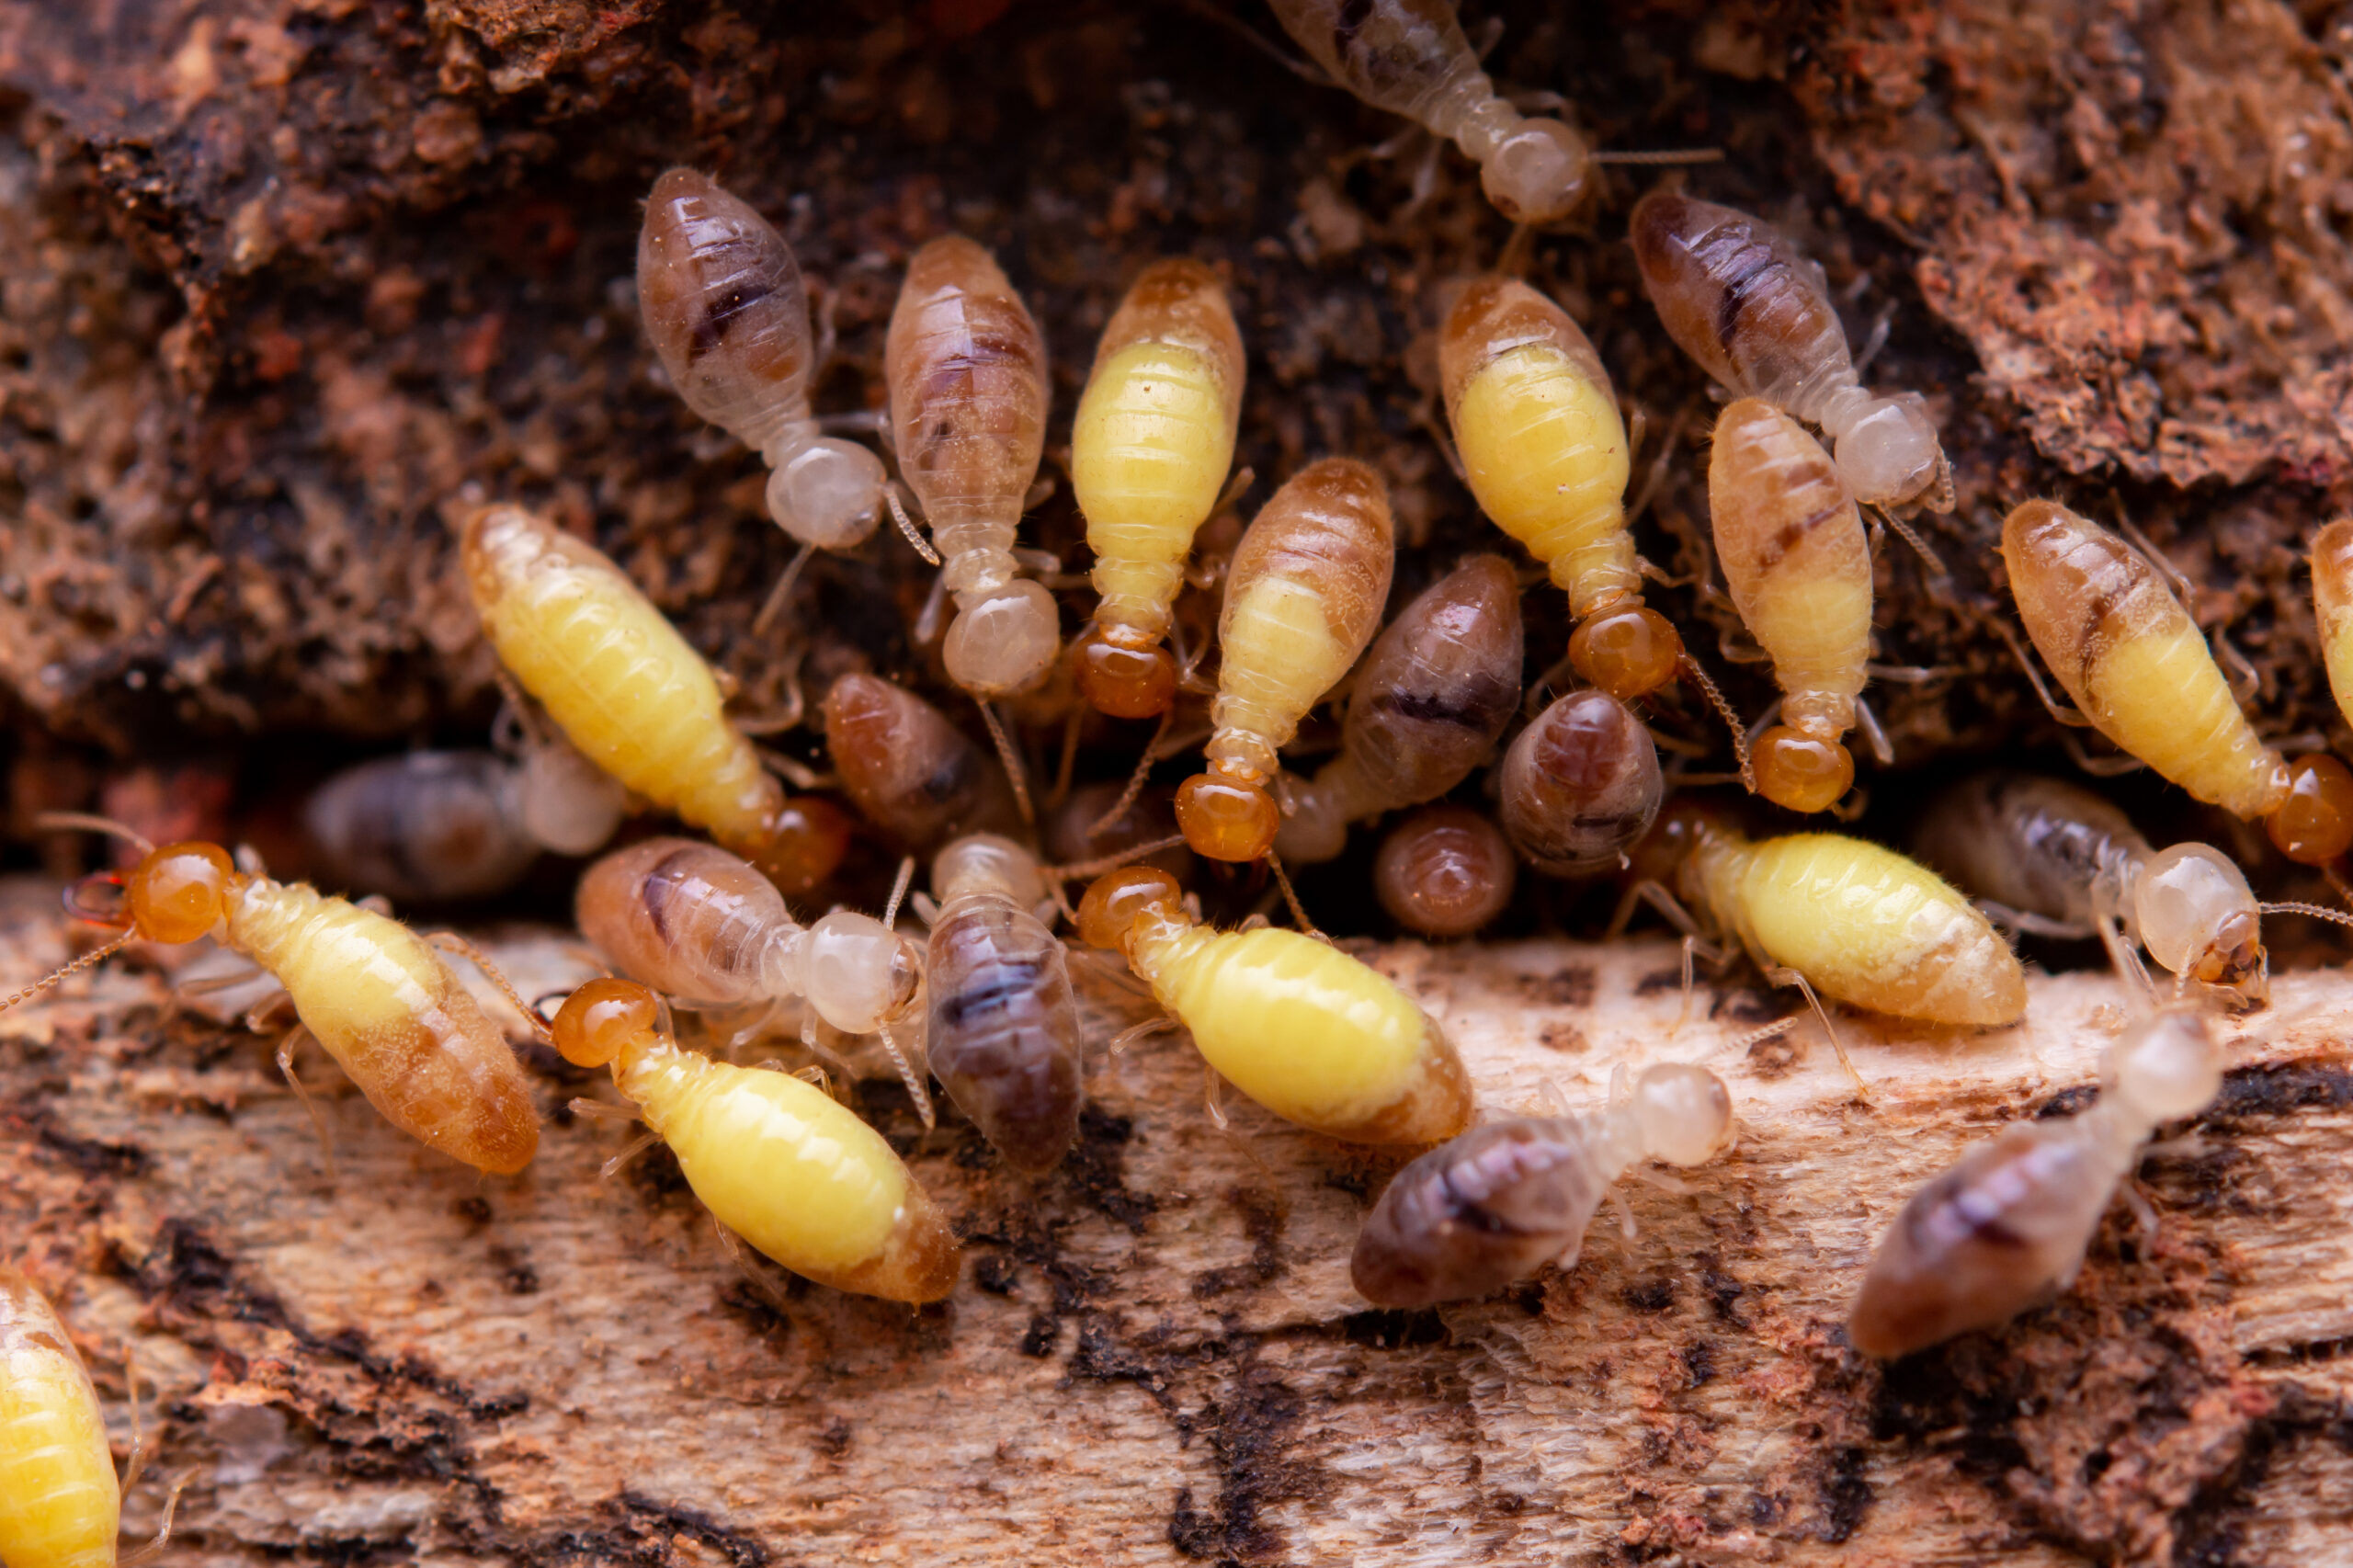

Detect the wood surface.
xmin=4 ymin=876 xmax=2350 ymax=1566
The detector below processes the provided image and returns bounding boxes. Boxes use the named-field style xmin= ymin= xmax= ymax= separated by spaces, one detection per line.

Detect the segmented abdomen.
xmin=926 ymin=896 xmax=1082 ymax=1175
xmin=0 ymin=1269 xmax=119 ymax=1568
xmin=1075 ymin=342 xmax=1230 ymax=635
xmin=576 ymin=838 xmax=787 ymax=1007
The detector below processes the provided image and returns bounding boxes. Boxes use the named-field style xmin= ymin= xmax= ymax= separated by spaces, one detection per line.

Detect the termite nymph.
xmin=2306 ymin=518 xmax=2353 ymax=745
xmin=3 ymin=823 xmax=540 ymax=1175
xmin=1351 ymin=1062 xmax=1733 ymax=1307
xmin=304 ymin=742 xmax=625 ymax=904
xmin=637 ymin=169 xmax=887 ymax=568
xmin=922 ymin=834 xmax=1082 ymax=1175
xmin=461 ymin=504 xmax=852 ymax=895
xmin=1374 ymin=805 xmax=1517 ymax=939
xmin=1276 ymin=553 xmax=1522 ymax=864
xmin=1266 ymin=0 xmax=1590 ymax=223
xmin=1177 ymin=458 xmax=1397 ymax=862
xmin=551 ymin=979 xmax=961 ymax=1304
xmin=1710 ymin=399 xmax=1873 ymax=812
xmin=822 ymin=673 xmax=1016 ymax=853
xmin=2003 ymin=500 xmax=2353 ymax=867
xmin=1631 ymin=188 xmax=1949 ymax=511
xmin=1498 ymin=689 xmax=1663 ymax=878
xmin=1070 ymin=259 xmax=1245 ymax=719
xmin=1076 ymin=866 xmax=1472 ymax=1143
xmin=1849 ymin=1007 xmax=2221 ymax=1357
xmin=887 ymin=235 xmax=1059 ymax=698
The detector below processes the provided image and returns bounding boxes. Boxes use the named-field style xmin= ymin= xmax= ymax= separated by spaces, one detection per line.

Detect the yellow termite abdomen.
xmin=2002 ymin=500 xmax=2288 ymax=824
xmin=1679 ymin=812 xmax=2026 ymax=1028
xmin=0 ymin=1267 xmax=117 ymax=1568
xmin=1077 ymin=869 xmax=1472 ymax=1143
xmin=1071 ymin=258 xmax=1245 ymax=719
xmin=553 ymin=980 xmax=959 ymax=1302
xmin=1176 ymin=459 xmax=1395 ymax=861
xmin=1710 ymin=400 xmax=1872 ymax=813
xmin=460 ymin=503 xmax=849 ymax=893
xmin=2312 ymin=519 xmax=2353 ymax=733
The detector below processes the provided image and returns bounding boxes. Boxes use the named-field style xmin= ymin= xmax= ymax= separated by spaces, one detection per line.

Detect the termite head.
xmin=1480 ymin=119 xmax=1591 ymax=226
xmin=551 ymin=978 xmax=662 ymax=1070
xmin=933 ymin=833 xmax=1045 ymax=908
xmin=1623 ymin=1062 xmax=1734 ymax=1167
xmin=945 ymin=583 xmax=1061 ymax=698
xmin=2135 ymin=844 xmax=2266 ymax=1005
xmin=1076 ymin=866 xmax=1185 ymax=954
xmin=2108 ymin=1008 xmax=2222 ymax=1124
xmin=804 ymin=911 xmax=925 ymax=1033
xmin=1176 ymin=765 xmax=1280 ymax=863
xmin=2266 ymin=754 xmax=2353 ymax=868
xmin=1072 ymin=625 xmax=1178 ymax=720
xmin=1567 ymin=605 xmax=1681 ymax=701
xmin=1627 ymin=797 xmax=1735 ymax=888
xmin=126 ymin=841 xmax=239 ymax=944
xmin=512 ymin=736 xmax=629 ymax=857
xmin=1751 ymin=726 xmax=1855 ymax=815
xmin=741 ymin=797 xmax=856 ymax=899
xmin=769 ymin=440 xmax=887 ymax=551
xmin=1830 ymin=392 xmax=1946 ymax=512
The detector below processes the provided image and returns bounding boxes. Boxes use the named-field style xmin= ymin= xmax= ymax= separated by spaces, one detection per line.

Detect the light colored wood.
xmin=1 ymin=874 xmax=2348 ymax=1564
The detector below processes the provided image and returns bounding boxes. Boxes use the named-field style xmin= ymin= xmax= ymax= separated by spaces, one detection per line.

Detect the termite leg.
xmin=276 ymin=1024 xmax=337 ymax=1176
xmin=1766 ymin=966 xmax=1864 ymax=1096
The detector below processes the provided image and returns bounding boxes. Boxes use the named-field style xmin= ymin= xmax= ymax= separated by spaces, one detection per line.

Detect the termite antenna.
xmin=425 ymin=932 xmax=552 ymax=1044
xmin=1266 ymin=850 xmax=1323 ymax=939
xmin=0 ymin=929 xmax=136 ymax=1016
xmin=1676 ymin=653 xmax=1752 ymax=787
xmin=975 ymin=699 xmax=1036 ymax=826
xmin=33 ymin=811 xmax=156 ymax=855
xmin=883 ymin=855 xmax=915 ymax=929
xmin=1591 ymin=147 xmax=1725 ymax=165
xmin=752 ymin=540 xmax=818 ymax=637
xmin=1868 ymin=503 xmax=1950 ymax=583
xmin=2262 ymin=900 xmax=2353 ymax=930
xmin=1086 ymin=710 xmax=1176 ymax=842
xmin=1041 ymin=833 xmax=1189 ymax=885
xmin=886 ymin=484 xmax=941 ymax=566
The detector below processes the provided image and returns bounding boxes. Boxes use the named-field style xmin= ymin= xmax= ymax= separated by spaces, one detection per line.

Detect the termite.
xmin=2311 ymin=519 xmax=2353 ymax=739
xmin=1374 ymin=805 xmax=1518 ymax=938
xmin=1709 ymin=399 xmax=1873 ymax=812
xmin=886 ymin=235 xmax=1059 ymax=699
xmin=1075 ymin=865 xmax=1472 ymax=1142
xmin=1276 ymin=553 xmax=1522 ymax=864
xmin=1849 ymin=1007 xmax=2220 ymax=1358
xmin=303 ymin=742 xmax=625 ymax=905
xmin=1497 ymin=688 xmax=1663 ymax=877
xmin=636 ymin=168 xmax=888 ymax=625
xmin=822 ymin=672 xmax=1016 ymax=853
xmin=574 ymin=837 xmax=927 ymax=1109
xmin=1265 ymin=0 xmax=1590 ymax=223
xmin=1176 ymin=458 xmax=1397 ymax=862
xmin=1351 ymin=1062 xmax=1733 ymax=1307
xmin=551 ymin=979 xmax=961 ymax=1303
xmin=1631 ymin=189 xmax=1949 ymax=512
xmin=1070 ymin=258 xmax=1246 ymax=719
xmin=461 ymin=503 xmax=852 ymax=896
xmin=918 ymin=834 xmax=1082 ymax=1175
xmin=3 ymin=820 xmax=540 ymax=1175
xmin=2003 ymin=500 xmax=2353 ymax=867
xmin=0 ymin=1267 xmax=180 ymax=1568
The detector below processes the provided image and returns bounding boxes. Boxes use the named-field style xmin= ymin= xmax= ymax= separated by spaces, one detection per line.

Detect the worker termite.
xmin=886 ymin=234 xmax=1058 ymax=699
xmin=1631 ymin=189 xmax=1949 ymax=512
xmin=1075 ymin=865 xmax=1472 ymax=1142
xmin=1709 ymin=399 xmax=1874 ymax=812
xmin=1276 ymin=553 xmax=1522 ymax=864
xmin=1497 ymin=689 xmax=1663 ymax=877
xmin=822 ymin=672 xmax=1016 ymax=853
xmin=1848 ymin=1007 xmax=2220 ymax=1358
xmin=0 ymin=1267 xmax=181 ymax=1568
xmin=919 ymin=834 xmax=1082 ymax=1175
xmin=303 ymin=742 xmax=625 ymax=905
xmin=551 ymin=978 xmax=961 ymax=1303
xmin=1374 ymin=805 xmax=1517 ymax=938
xmin=2310 ymin=519 xmax=2353 ymax=742
xmin=637 ymin=168 xmax=889 ymax=627
xmin=4 ymin=819 xmax=540 ymax=1175
xmin=1264 ymin=0 xmax=1590 ymax=223
xmin=1070 ymin=258 xmax=1246 ymax=719
xmin=1176 ymin=458 xmax=1397 ymax=863
xmin=1351 ymin=1062 xmax=1733 ymax=1307
xmin=461 ymin=503 xmax=852 ymax=896
xmin=2003 ymin=500 xmax=2353 ymax=867
xmin=574 ymin=836 xmax=928 ymax=1110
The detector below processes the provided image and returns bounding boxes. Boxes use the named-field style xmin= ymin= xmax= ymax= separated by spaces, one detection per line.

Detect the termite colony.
xmin=4 ymin=0 xmax=2347 ymax=1553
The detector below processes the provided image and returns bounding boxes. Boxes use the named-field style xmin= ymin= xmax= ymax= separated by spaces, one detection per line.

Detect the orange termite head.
xmin=126 ymin=841 xmax=239 ymax=944
xmin=740 ymin=796 xmax=856 ymax=898
xmin=551 ymin=977 xmax=663 ymax=1070
xmin=1076 ymin=866 xmax=1185 ymax=953
xmin=1175 ymin=768 xmax=1279 ymax=862
xmin=1627 ymin=798 xmax=1736 ymax=888
xmin=1072 ymin=627 xmax=1179 ymax=720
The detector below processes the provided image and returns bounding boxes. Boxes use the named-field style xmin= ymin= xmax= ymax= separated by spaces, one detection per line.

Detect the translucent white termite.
xmin=638 ymin=169 xmax=887 ymax=583
xmin=1850 ymin=1008 xmax=2222 ymax=1357
xmin=919 ymin=834 xmax=1082 ymax=1175
xmin=1351 ymin=1063 xmax=1734 ymax=1307
xmin=1266 ymin=0 xmax=1591 ymax=223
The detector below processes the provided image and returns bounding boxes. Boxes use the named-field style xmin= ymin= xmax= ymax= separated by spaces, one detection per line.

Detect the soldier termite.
xmin=1709 ymin=399 xmax=1875 ymax=813
xmin=303 ymin=742 xmax=625 ymax=905
xmin=461 ymin=503 xmax=853 ymax=897
xmin=1351 ymin=1062 xmax=1733 ymax=1307
xmin=1075 ymin=865 xmax=1472 ymax=1142
xmin=1497 ymin=688 xmax=1664 ymax=878
xmin=1070 ymin=259 xmax=1246 ymax=721
xmin=1848 ymin=1007 xmax=2220 ymax=1358
xmin=1275 ymin=553 xmax=1522 ymax=864
xmin=4 ymin=818 xmax=541 ymax=1175
xmin=1176 ymin=458 xmax=1397 ymax=863
xmin=551 ymin=978 xmax=961 ymax=1304
xmin=1631 ymin=188 xmax=1952 ymax=513
xmin=918 ymin=834 xmax=1083 ymax=1175
xmin=822 ymin=672 xmax=1017 ymax=854
xmin=1374 ymin=805 xmax=1518 ymax=938
xmin=636 ymin=168 xmax=891 ymax=631
xmin=2002 ymin=500 xmax=2353 ymax=869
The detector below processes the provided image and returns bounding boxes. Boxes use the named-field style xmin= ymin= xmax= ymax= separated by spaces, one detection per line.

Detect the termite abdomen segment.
xmin=576 ymin=837 xmax=792 ymax=1008
xmin=1352 ymin=1119 xmax=1603 ymax=1308
xmin=304 ymin=751 xmax=543 ymax=904
xmin=822 ymin=671 xmax=1013 ymax=852
xmin=1498 ymin=690 xmax=1662 ymax=877
xmin=1375 ymin=806 xmax=1517 ymax=938
xmin=0 ymin=1265 xmax=119 ymax=1568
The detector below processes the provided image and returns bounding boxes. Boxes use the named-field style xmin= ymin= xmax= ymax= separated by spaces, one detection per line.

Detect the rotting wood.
xmin=3 ymin=876 xmax=2350 ymax=1565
